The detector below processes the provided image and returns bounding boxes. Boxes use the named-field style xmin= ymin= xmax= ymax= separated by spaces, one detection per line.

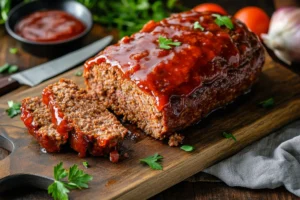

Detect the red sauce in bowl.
xmin=15 ymin=10 xmax=86 ymax=42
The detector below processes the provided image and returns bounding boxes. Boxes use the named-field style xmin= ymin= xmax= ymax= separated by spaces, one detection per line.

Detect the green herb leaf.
xmin=82 ymin=161 xmax=89 ymax=168
xmin=136 ymin=0 xmax=150 ymax=10
xmin=6 ymin=101 xmax=21 ymax=118
xmin=48 ymin=162 xmax=93 ymax=200
xmin=77 ymin=0 xmax=183 ymax=38
xmin=0 ymin=63 xmax=10 ymax=73
xmin=0 ymin=64 xmax=19 ymax=74
xmin=158 ymin=36 xmax=181 ymax=50
xmin=8 ymin=65 xmax=18 ymax=74
xmin=0 ymin=0 xmax=11 ymax=24
xmin=212 ymin=14 xmax=234 ymax=30
xmin=193 ymin=21 xmax=204 ymax=31
xmin=54 ymin=162 xmax=68 ymax=181
xmin=167 ymin=0 xmax=177 ymax=9
xmin=180 ymin=145 xmax=194 ymax=152
xmin=9 ymin=48 xmax=18 ymax=54
xmin=67 ymin=164 xmax=93 ymax=189
xmin=75 ymin=71 xmax=83 ymax=76
xmin=140 ymin=153 xmax=163 ymax=170
xmin=259 ymin=98 xmax=274 ymax=108
xmin=222 ymin=132 xmax=237 ymax=142
xmin=48 ymin=180 xmax=70 ymax=200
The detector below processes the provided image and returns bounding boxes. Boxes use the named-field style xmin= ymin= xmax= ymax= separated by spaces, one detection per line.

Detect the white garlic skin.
xmin=261 ymin=7 xmax=300 ymax=65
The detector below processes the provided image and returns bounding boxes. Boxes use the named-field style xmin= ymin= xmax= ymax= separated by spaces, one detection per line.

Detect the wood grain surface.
xmin=1 ymin=50 xmax=300 ymax=200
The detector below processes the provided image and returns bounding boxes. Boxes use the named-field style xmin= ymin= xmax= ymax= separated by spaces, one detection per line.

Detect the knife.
xmin=0 ymin=35 xmax=113 ymax=96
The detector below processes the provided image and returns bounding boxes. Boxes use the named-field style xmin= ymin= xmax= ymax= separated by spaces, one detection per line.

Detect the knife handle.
xmin=0 ymin=77 xmax=20 ymax=96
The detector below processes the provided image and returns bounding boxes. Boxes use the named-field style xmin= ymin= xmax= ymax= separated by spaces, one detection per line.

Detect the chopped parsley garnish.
xmin=0 ymin=63 xmax=10 ymax=73
xmin=212 ymin=14 xmax=234 ymax=30
xmin=158 ymin=36 xmax=181 ymax=50
xmin=9 ymin=48 xmax=18 ymax=54
xmin=0 ymin=63 xmax=19 ymax=74
xmin=259 ymin=98 xmax=274 ymax=108
xmin=222 ymin=132 xmax=237 ymax=142
xmin=8 ymin=65 xmax=18 ymax=74
xmin=6 ymin=101 xmax=21 ymax=118
xmin=140 ymin=153 xmax=163 ymax=170
xmin=48 ymin=162 xmax=93 ymax=200
xmin=82 ymin=161 xmax=89 ymax=168
xmin=180 ymin=145 xmax=194 ymax=152
xmin=75 ymin=71 xmax=83 ymax=76
xmin=193 ymin=21 xmax=204 ymax=31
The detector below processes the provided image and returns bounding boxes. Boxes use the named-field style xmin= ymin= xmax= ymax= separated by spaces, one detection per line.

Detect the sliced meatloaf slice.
xmin=42 ymin=79 xmax=127 ymax=161
xmin=84 ymin=11 xmax=265 ymax=140
xmin=21 ymin=97 xmax=68 ymax=152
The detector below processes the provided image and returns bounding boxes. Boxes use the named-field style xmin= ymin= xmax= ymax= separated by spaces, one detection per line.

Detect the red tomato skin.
xmin=234 ymin=7 xmax=270 ymax=38
xmin=193 ymin=3 xmax=227 ymax=15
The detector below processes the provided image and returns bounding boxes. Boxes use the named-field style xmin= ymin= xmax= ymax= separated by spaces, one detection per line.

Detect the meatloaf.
xmin=42 ymin=79 xmax=127 ymax=161
xmin=21 ymin=97 xmax=68 ymax=152
xmin=84 ymin=11 xmax=265 ymax=140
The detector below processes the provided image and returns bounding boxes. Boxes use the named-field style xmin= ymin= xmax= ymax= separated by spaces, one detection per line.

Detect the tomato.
xmin=234 ymin=7 xmax=270 ymax=38
xmin=193 ymin=3 xmax=227 ymax=15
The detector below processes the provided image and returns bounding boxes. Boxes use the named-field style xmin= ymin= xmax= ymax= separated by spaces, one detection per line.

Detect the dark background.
xmin=185 ymin=0 xmax=275 ymax=15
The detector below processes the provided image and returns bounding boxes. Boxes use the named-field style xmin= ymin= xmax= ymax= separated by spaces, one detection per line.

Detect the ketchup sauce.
xmin=84 ymin=11 xmax=261 ymax=110
xmin=15 ymin=10 xmax=85 ymax=42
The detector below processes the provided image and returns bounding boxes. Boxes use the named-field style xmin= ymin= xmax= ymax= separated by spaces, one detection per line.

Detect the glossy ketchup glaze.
xmin=21 ymin=103 xmax=60 ymax=152
xmin=84 ymin=11 xmax=261 ymax=110
xmin=15 ymin=10 xmax=85 ymax=42
xmin=42 ymin=88 xmax=71 ymax=136
xmin=70 ymin=131 xmax=88 ymax=158
xmin=21 ymin=105 xmax=35 ymax=135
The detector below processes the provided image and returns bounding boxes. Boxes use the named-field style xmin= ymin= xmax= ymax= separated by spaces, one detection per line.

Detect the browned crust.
xmin=162 ymin=48 xmax=265 ymax=133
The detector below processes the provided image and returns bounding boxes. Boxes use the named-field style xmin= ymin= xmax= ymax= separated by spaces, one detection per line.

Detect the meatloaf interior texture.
xmin=42 ymin=79 xmax=127 ymax=160
xmin=21 ymin=97 xmax=68 ymax=152
xmin=84 ymin=11 xmax=265 ymax=140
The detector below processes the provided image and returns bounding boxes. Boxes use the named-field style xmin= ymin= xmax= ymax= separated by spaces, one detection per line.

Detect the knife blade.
xmin=0 ymin=36 xmax=113 ymax=96
xmin=12 ymin=35 xmax=113 ymax=86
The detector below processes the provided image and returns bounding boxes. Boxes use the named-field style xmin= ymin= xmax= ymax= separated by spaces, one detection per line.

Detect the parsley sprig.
xmin=75 ymin=71 xmax=83 ymax=76
xmin=259 ymin=98 xmax=274 ymax=108
xmin=48 ymin=162 xmax=93 ymax=200
xmin=212 ymin=14 xmax=234 ymax=30
xmin=180 ymin=145 xmax=194 ymax=152
xmin=193 ymin=21 xmax=204 ymax=31
xmin=158 ymin=36 xmax=181 ymax=50
xmin=9 ymin=47 xmax=18 ymax=54
xmin=140 ymin=153 xmax=163 ymax=170
xmin=0 ymin=0 xmax=10 ymax=24
xmin=82 ymin=161 xmax=89 ymax=168
xmin=0 ymin=63 xmax=10 ymax=73
xmin=77 ymin=0 xmax=184 ymax=38
xmin=222 ymin=132 xmax=237 ymax=142
xmin=0 ymin=63 xmax=19 ymax=74
xmin=6 ymin=101 xmax=21 ymax=118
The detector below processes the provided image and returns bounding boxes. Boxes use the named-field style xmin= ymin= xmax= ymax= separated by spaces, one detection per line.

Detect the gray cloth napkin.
xmin=204 ymin=120 xmax=300 ymax=197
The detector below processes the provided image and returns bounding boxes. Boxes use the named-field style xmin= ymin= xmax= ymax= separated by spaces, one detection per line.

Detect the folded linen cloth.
xmin=203 ymin=120 xmax=300 ymax=197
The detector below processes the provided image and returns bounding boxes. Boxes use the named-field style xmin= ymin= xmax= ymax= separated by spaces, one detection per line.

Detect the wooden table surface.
xmin=1 ymin=1 xmax=300 ymax=199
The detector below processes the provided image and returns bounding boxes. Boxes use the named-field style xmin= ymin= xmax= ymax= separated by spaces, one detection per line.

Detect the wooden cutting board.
xmin=0 ymin=54 xmax=300 ymax=200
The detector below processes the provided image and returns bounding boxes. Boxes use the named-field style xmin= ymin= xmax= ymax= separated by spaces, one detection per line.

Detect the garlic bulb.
xmin=261 ymin=7 xmax=300 ymax=65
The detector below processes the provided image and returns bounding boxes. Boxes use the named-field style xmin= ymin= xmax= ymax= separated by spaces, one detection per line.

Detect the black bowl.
xmin=5 ymin=0 xmax=93 ymax=58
